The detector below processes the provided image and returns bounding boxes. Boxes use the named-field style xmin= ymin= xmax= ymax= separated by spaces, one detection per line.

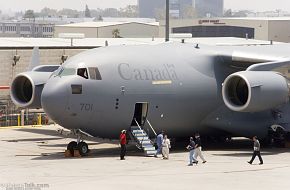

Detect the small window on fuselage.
xmin=88 ymin=67 xmax=102 ymax=80
xmin=71 ymin=85 xmax=82 ymax=94
xmin=77 ymin=68 xmax=89 ymax=79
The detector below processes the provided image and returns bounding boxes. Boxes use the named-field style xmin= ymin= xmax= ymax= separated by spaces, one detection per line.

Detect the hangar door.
xmin=173 ymin=25 xmax=255 ymax=38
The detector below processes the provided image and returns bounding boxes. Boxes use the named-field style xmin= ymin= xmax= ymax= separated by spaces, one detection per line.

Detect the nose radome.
xmin=41 ymin=79 xmax=68 ymax=122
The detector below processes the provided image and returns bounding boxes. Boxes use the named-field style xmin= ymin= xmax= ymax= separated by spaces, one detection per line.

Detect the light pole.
xmin=165 ymin=0 xmax=170 ymax=42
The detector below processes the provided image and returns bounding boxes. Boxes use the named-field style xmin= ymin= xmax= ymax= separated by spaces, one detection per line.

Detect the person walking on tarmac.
xmin=120 ymin=130 xmax=127 ymax=160
xmin=248 ymin=136 xmax=263 ymax=165
xmin=162 ymin=134 xmax=171 ymax=159
xmin=187 ymin=137 xmax=198 ymax=166
xmin=155 ymin=131 xmax=164 ymax=158
xmin=194 ymin=133 xmax=207 ymax=164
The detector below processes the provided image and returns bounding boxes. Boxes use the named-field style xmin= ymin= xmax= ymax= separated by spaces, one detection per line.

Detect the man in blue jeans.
xmin=187 ymin=137 xmax=197 ymax=166
xmin=155 ymin=131 xmax=164 ymax=157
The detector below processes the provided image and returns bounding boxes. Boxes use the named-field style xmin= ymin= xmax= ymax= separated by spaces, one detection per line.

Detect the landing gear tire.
xmin=67 ymin=141 xmax=78 ymax=156
xmin=78 ymin=142 xmax=89 ymax=156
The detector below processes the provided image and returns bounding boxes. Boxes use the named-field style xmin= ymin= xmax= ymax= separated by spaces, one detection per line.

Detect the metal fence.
xmin=0 ymin=97 xmax=17 ymax=126
xmin=0 ymin=97 xmax=50 ymax=127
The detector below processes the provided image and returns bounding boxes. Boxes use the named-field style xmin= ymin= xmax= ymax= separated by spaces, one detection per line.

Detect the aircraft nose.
xmin=41 ymin=79 xmax=68 ymax=122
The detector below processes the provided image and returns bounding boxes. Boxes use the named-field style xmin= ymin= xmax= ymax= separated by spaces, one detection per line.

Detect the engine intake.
xmin=11 ymin=71 xmax=52 ymax=108
xmin=12 ymin=75 xmax=33 ymax=104
xmin=222 ymin=71 xmax=289 ymax=112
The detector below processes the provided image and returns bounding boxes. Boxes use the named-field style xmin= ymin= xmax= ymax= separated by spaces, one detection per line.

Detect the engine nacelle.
xmin=222 ymin=71 xmax=289 ymax=112
xmin=10 ymin=65 xmax=59 ymax=109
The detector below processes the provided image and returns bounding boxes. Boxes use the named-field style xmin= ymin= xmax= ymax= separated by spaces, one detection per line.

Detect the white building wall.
xmin=221 ymin=19 xmax=269 ymax=41
xmin=55 ymin=23 xmax=159 ymax=38
xmin=268 ymin=20 xmax=290 ymax=42
xmin=54 ymin=26 xmax=98 ymax=38
xmin=98 ymin=23 xmax=159 ymax=38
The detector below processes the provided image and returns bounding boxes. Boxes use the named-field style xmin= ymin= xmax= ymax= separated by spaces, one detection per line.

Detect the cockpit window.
xmin=51 ymin=67 xmax=76 ymax=78
xmin=88 ymin=67 xmax=102 ymax=80
xmin=77 ymin=68 xmax=89 ymax=79
xmin=34 ymin=66 xmax=60 ymax=72
xmin=59 ymin=68 xmax=76 ymax=76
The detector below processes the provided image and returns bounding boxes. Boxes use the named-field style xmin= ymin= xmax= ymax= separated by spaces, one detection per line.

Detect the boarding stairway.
xmin=130 ymin=119 xmax=157 ymax=156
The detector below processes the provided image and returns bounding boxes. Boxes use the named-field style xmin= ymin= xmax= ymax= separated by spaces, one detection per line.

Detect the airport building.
xmin=195 ymin=0 xmax=224 ymax=17
xmin=160 ymin=17 xmax=290 ymax=42
xmin=0 ymin=21 xmax=54 ymax=38
xmin=138 ymin=0 xmax=224 ymax=18
xmin=138 ymin=0 xmax=164 ymax=18
xmin=0 ymin=17 xmax=96 ymax=38
xmin=54 ymin=21 xmax=160 ymax=38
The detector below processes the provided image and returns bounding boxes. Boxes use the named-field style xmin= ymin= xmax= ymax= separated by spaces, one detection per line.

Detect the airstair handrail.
xmin=134 ymin=118 xmax=144 ymax=134
xmin=134 ymin=118 xmax=156 ymax=145
xmin=131 ymin=118 xmax=157 ymax=156
xmin=146 ymin=119 xmax=157 ymax=137
xmin=134 ymin=118 xmax=146 ymax=144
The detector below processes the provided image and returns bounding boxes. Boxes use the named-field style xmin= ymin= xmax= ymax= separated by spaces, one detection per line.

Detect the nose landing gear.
xmin=66 ymin=129 xmax=90 ymax=156
xmin=77 ymin=142 xmax=89 ymax=155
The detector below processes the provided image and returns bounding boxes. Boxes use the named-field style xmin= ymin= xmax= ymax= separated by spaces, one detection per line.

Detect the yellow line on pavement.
xmin=0 ymin=125 xmax=42 ymax=129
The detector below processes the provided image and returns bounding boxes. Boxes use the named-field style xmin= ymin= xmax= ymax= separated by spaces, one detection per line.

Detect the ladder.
xmin=130 ymin=119 xmax=157 ymax=156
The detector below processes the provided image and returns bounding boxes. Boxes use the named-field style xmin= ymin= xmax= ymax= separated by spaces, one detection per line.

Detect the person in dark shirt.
xmin=120 ymin=130 xmax=127 ymax=160
xmin=194 ymin=133 xmax=207 ymax=164
xmin=187 ymin=137 xmax=198 ymax=166
xmin=248 ymin=136 xmax=263 ymax=165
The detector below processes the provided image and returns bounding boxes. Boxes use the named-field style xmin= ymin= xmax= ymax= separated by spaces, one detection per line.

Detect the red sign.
xmin=198 ymin=20 xmax=221 ymax=24
xmin=0 ymin=86 xmax=10 ymax=90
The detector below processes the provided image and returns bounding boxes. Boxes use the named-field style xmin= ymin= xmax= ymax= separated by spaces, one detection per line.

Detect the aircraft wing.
xmin=217 ymin=44 xmax=290 ymax=72
xmin=217 ymin=44 xmax=290 ymax=113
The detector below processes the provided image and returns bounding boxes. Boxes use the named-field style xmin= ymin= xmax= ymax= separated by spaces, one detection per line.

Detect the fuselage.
xmin=41 ymin=43 xmax=287 ymax=139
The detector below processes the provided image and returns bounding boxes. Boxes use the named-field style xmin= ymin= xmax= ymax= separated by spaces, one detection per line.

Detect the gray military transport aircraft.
xmin=10 ymin=42 xmax=290 ymax=155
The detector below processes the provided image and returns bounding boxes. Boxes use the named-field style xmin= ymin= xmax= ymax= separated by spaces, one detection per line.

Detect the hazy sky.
xmin=1 ymin=0 xmax=290 ymax=12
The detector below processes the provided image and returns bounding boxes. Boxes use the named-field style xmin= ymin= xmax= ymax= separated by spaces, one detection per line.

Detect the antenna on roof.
xmin=58 ymin=33 xmax=85 ymax=46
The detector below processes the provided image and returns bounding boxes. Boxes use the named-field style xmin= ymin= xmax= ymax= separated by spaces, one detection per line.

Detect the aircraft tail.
xmin=27 ymin=47 xmax=40 ymax=71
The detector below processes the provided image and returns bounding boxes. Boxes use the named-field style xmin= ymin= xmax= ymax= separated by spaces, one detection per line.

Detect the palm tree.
xmin=112 ymin=29 xmax=121 ymax=38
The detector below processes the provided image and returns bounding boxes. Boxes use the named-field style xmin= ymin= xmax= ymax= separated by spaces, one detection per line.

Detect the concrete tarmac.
xmin=0 ymin=125 xmax=289 ymax=190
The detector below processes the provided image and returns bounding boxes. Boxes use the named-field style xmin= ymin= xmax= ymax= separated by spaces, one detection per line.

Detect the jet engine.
xmin=10 ymin=65 xmax=59 ymax=109
xmin=222 ymin=71 xmax=289 ymax=112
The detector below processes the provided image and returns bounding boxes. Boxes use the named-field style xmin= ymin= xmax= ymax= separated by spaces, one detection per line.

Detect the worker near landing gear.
xmin=120 ymin=130 xmax=127 ymax=160
xmin=248 ymin=136 xmax=263 ymax=165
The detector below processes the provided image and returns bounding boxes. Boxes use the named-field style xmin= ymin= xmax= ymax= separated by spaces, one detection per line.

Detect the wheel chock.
xmin=64 ymin=150 xmax=73 ymax=157
xmin=73 ymin=150 xmax=82 ymax=158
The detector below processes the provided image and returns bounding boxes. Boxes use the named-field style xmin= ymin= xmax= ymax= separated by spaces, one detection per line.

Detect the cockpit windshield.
xmin=50 ymin=67 xmax=76 ymax=78
xmin=77 ymin=67 xmax=102 ymax=80
xmin=77 ymin=68 xmax=89 ymax=79
xmin=88 ymin=67 xmax=102 ymax=80
xmin=59 ymin=68 xmax=76 ymax=76
xmin=50 ymin=66 xmax=102 ymax=80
